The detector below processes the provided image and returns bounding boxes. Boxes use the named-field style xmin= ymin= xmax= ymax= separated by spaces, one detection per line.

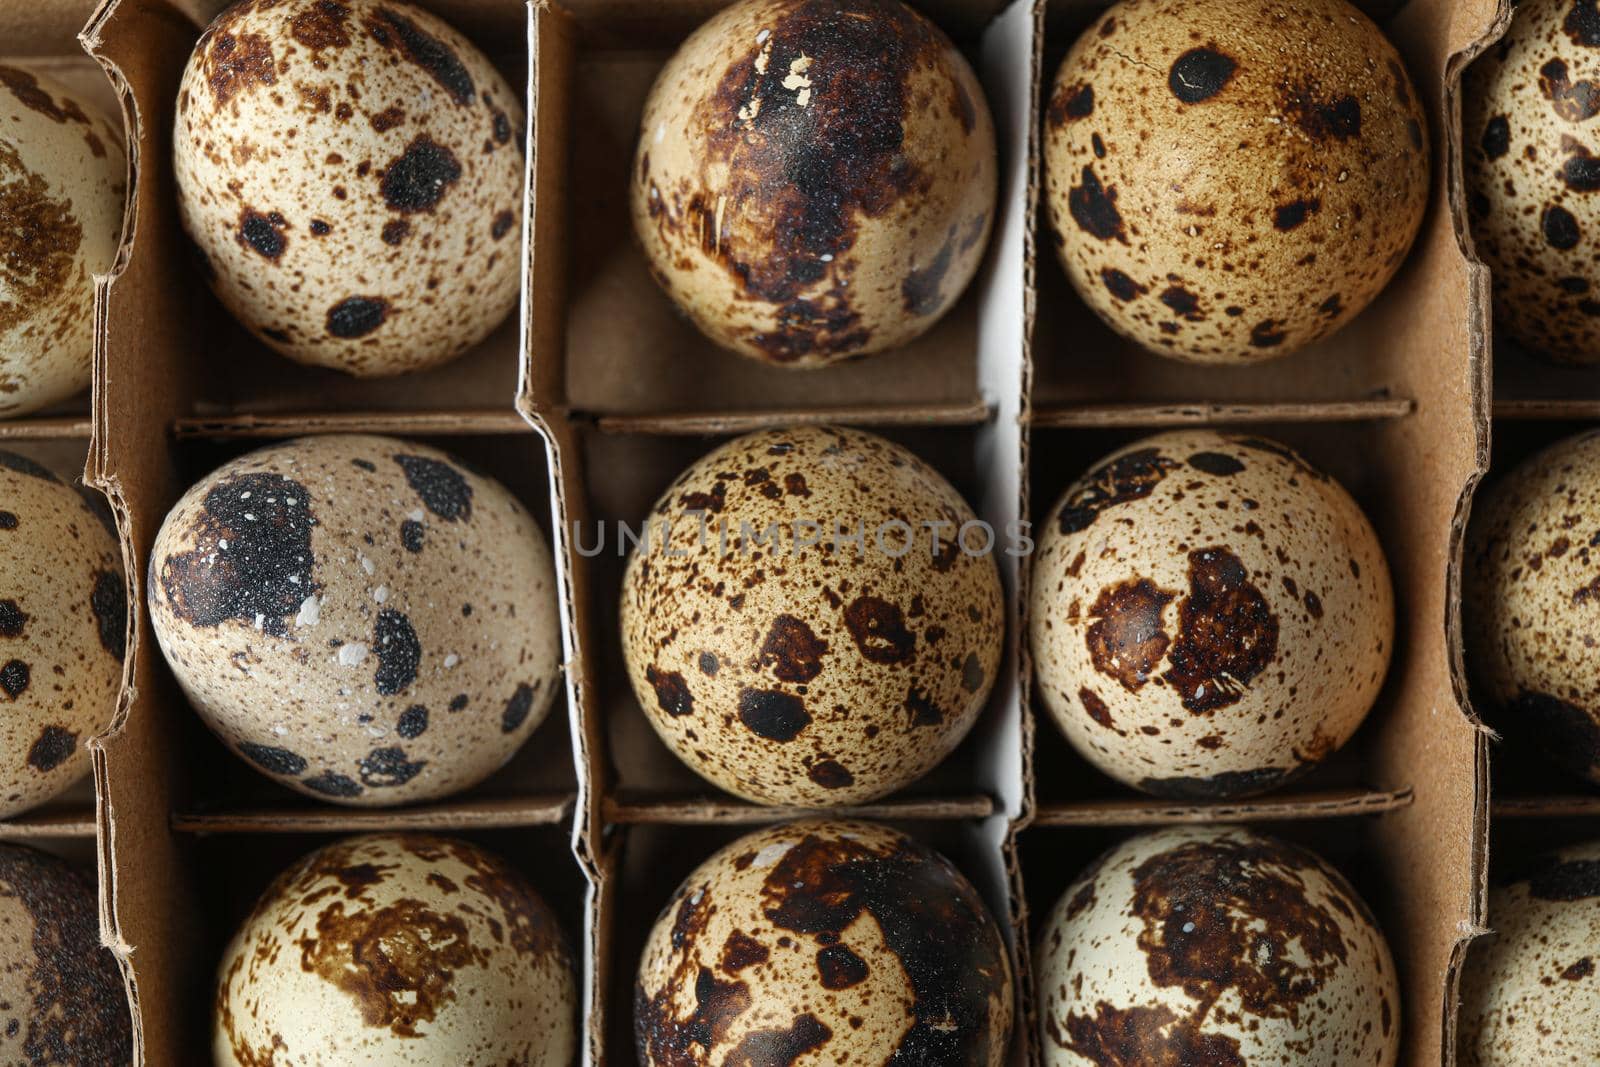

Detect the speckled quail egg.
xmin=215 ymin=833 xmax=575 ymax=1066
xmin=0 ymin=64 xmax=125 ymax=417
xmin=1458 ymin=838 xmax=1600 ymax=1065
xmin=1464 ymin=431 xmax=1600 ymax=785
xmin=632 ymin=0 xmax=997 ymax=367
xmin=619 ymin=426 xmax=1003 ymax=806
xmin=1465 ymin=0 xmax=1600 ymax=363
xmin=1036 ymin=825 xmax=1399 ymax=1067
xmin=173 ymin=0 xmax=524 ymax=376
xmin=0 ymin=844 xmax=131 ymax=1062
xmin=636 ymin=818 xmax=1013 ymax=1067
xmin=1030 ymin=430 xmax=1393 ymax=798
xmin=1044 ymin=0 xmax=1429 ymax=364
xmin=0 ymin=451 xmax=124 ymax=819
xmin=147 ymin=434 xmax=561 ymax=805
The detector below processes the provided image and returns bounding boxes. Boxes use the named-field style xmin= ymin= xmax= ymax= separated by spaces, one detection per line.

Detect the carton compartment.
xmin=165 ymin=824 xmax=586 ymax=1055
xmin=543 ymin=0 xmax=1019 ymax=420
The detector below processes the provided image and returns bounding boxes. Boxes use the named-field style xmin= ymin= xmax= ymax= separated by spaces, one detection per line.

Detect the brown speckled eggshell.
xmin=619 ymin=426 xmax=1003 ymax=806
xmin=214 ymin=833 xmax=575 ymax=1066
xmin=0 ymin=845 xmax=131 ymax=1062
xmin=1464 ymin=0 xmax=1600 ymax=364
xmin=631 ymin=0 xmax=997 ymax=367
xmin=0 ymin=65 xmax=125 ymax=417
xmin=1043 ymin=0 xmax=1428 ymax=364
xmin=1029 ymin=430 xmax=1393 ymax=798
xmin=147 ymin=434 xmax=561 ymax=806
xmin=173 ymin=0 xmax=523 ymax=376
xmin=635 ymin=819 xmax=1013 ymax=1067
xmin=1458 ymin=839 xmax=1600 ymax=1065
xmin=0 ymin=452 xmax=124 ymax=819
xmin=1464 ymin=431 xmax=1600 ymax=785
xmin=1036 ymin=826 xmax=1399 ymax=1067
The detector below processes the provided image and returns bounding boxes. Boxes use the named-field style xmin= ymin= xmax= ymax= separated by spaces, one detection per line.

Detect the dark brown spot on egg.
xmin=1159 ymin=286 xmax=1201 ymax=321
xmin=816 ymin=944 xmax=868 ymax=989
xmin=380 ymin=134 xmax=462 ymax=213
xmin=0 ymin=454 xmax=61 ymax=484
xmin=1544 ymin=204 xmax=1581 ymax=250
xmin=961 ymin=651 xmax=984 ymax=693
xmin=1061 ymin=1001 xmax=1246 ymax=1066
xmin=448 ymin=693 xmax=468 ymax=712
xmin=0 ymin=600 xmax=25 ymax=637
xmin=807 ymin=759 xmax=853 ymax=789
xmin=902 ymin=229 xmax=957 ymax=315
xmin=364 ymin=6 xmax=475 ymax=105
xmin=1057 ymin=448 xmax=1179 ymax=534
xmin=237 ymin=742 xmax=307 ymax=776
xmin=310 ymin=218 xmax=331 ymax=235
xmin=1079 ymin=687 xmax=1114 ymax=730
xmin=720 ymin=930 xmax=768 ymax=972
xmin=492 ymin=209 xmax=514 ymax=239
xmin=369 ymin=104 xmax=405 ymax=132
xmin=721 ymin=1014 xmax=830 ymax=1067
xmin=372 ymin=609 xmax=419 ymax=695
xmin=303 ymin=771 xmax=363 ymax=797
xmin=637 ymin=963 xmax=752 ymax=1065
xmin=0 ymin=65 xmax=91 ymax=125
xmin=699 ymin=652 xmax=719 ymax=676
xmin=1562 ymin=956 xmax=1594 ymax=980
xmin=0 ymin=659 xmax=28 ymax=699
xmin=737 ymin=688 xmax=810 ymax=741
xmin=1087 ymin=578 xmax=1175 ymax=692
xmin=842 ymin=595 xmax=915 ymax=664
xmin=1100 ymin=268 xmax=1145 ymax=301
xmin=1273 ymin=198 xmax=1319 ymax=232
xmin=0 ymin=511 xmax=16 ymax=529
xmin=759 ymin=614 xmax=828 ymax=682
xmin=204 ymin=31 xmax=276 ymax=106
xmin=1283 ymin=88 xmax=1360 ymax=141
xmin=1139 ymin=765 xmax=1299 ymax=799
xmin=501 ymin=683 xmax=536 ymax=733
xmin=1163 ymin=547 xmax=1278 ymax=714
xmin=326 ymin=296 xmax=389 ymax=337
xmin=393 ymin=454 xmax=472 ymax=521
xmin=1068 ymin=165 xmax=1126 ymax=243
xmin=1562 ymin=141 xmax=1600 ymax=191
xmin=1542 ymin=58 xmax=1600 ymax=122
xmin=237 ymin=208 xmax=288 ymax=259
xmin=25 ymin=726 xmax=75 ymax=772
xmin=1506 ymin=691 xmax=1600 ymax=781
xmin=1566 ymin=0 xmax=1600 ymax=46
xmin=358 ymin=745 xmax=426 ymax=787
xmin=90 ymin=570 xmax=125 ymax=659
xmin=647 ymin=666 xmax=694 ymax=717
xmin=1249 ymin=320 xmax=1285 ymax=348
xmin=1481 ymin=115 xmax=1510 ymax=160
xmin=0 ymin=144 xmax=82 ymax=337
xmin=291 ymin=0 xmax=352 ymax=50
xmin=1188 ymin=452 xmax=1244 ymax=476
xmin=1168 ymin=47 xmax=1236 ymax=104
xmin=1512 ymin=852 xmax=1600 ymax=901
xmin=1047 ymin=83 xmax=1093 ymax=126
xmin=381 ymin=219 xmax=410 ymax=245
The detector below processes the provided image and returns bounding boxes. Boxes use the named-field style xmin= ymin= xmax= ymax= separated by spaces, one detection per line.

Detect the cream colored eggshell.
xmin=631 ymin=0 xmax=997 ymax=366
xmin=214 ymin=833 xmax=575 ymax=1066
xmin=1035 ymin=825 xmax=1400 ymax=1067
xmin=1029 ymin=430 xmax=1392 ymax=798
xmin=1464 ymin=430 xmax=1600 ymax=784
xmin=1464 ymin=0 xmax=1600 ymax=364
xmin=147 ymin=434 xmax=561 ymax=805
xmin=1458 ymin=839 xmax=1600 ymax=1065
xmin=0 ymin=453 xmax=123 ymax=819
xmin=0 ymin=65 xmax=125 ymax=417
xmin=619 ymin=426 xmax=1003 ymax=806
xmin=0 ymin=845 xmax=131 ymax=1061
xmin=636 ymin=819 xmax=1012 ymax=1067
xmin=173 ymin=0 xmax=523 ymax=376
xmin=1043 ymin=0 xmax=1428 ymax=364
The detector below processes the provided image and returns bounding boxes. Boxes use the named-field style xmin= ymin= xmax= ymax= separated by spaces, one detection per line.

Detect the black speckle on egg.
xmin=372 ymin=609 xmax=420 ymax=695
xmin=302 ymin=771 xmax=363 ymax=797
xmin=1168 ymin=47 xmax=1237 ymax=103
xmin=501 ymin=683 xmax=535 ymax=733
xmin=358 ymin=745 xmax=427 ymax=787
xmin=326 ymin=296 xmax=389 ymax=338
xmin=393 ymin=454 xmax=473 ymax=521
xmin=237 ymin=742 xmax=308 ymax=776
xmin=397 ymin=704 xmax=428 ymax=738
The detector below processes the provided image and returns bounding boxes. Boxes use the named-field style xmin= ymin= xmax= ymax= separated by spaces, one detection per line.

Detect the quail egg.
xmin=1464 ymin=430 xmax=1600 ymax=784
xmin=215 ymin=833 xmax=575 ymax=1065
xmin=1458 ymin=838 xmax=1600 ymax=1065
xmin=0 ymin=64 xmax=125 ymax=416
xmin=619 ymin=426 xmax=1003 ymax=806
xmin=1030 ymin=430 xmax=1393 ymax=798
xmin=0 ymin=451 xmax=124 ymax=819
xmin=173 ymin=0 xmax=524 ymax=375
xmin=632 ymin=0 xmax=997 ymax=366
xmin=1044 ymin=0 xmax=1428 ymax=363
xmin=635 ymin=818 xmax=1013 ymax=1067
xmin=1036 ymin=825 xmax=1399 ymax=1066
xmin=147 ymin=434 xmax=561 ymax=805
xmin=1465 ymin=0 xmax=1600 ymax=363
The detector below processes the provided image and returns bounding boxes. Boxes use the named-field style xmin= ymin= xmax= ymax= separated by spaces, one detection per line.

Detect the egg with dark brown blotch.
xmin=1465 ymin=0 xmax=1600 ymax=364
xmin=1043 ymin=0 xmax=1428 ymax=364
xmin=0 ymin=64 xmax=125 ymax=417
xmin=1036 ymin=826 xmax=1399 ymax=1067
xmin=173 ymin=0 xmax=523 ymax=376
xmin=636 ymin=819 xmax=1013 ymax=1067
xmin=0 ymin=845 xmax=131 ymax=1061
xmin=1030 ymin=430 xmax=1393 ymax=798
xmin=619 ymin=426 xmax=1003 ymax=806
xmin=147 ymin=434 xmax=561 ymax=806
xmin=1458 ymin=839 xmax=1600 ymax=1065
xmin=214 ymin=833 xmax=575 ymax=1065
xmin=1464 ymin=431 xmax=1600 ymax=785
xmin=0 ymin=452 xmax=124 ymax=818
xmin=631 ymin=0 xmax=997 ymax=367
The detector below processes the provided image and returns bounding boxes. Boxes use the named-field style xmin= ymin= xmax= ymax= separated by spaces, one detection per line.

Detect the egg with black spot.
xmin=1464 ymin=431 xmax=1600 ymax=785
xmin=1043 ymin=0 xmax=1428 ymax=363
xmin=1464 ymin=0 xmax=1600 ymax=363
xmin=214 ymin=833 xmax=574 ymax=1065
xmin=0 ymin=844 xmax=131 ymax=1061
xmin=631 ymin=0 xmax=997 ymax=367
xmin=1029 ymin=430 xmax=1392 ymax=798
xmin=0 ymin=64 xmax=125 ymax=417
xmin=173 ymin=0 xmax=524 ymax=376
xmin=0 ymin=451 xmax=124 ymax=819
xmin=1458 ymin=839 xmax=1600 ymax=1064
xmin=147 ymin=434 xmax=561 ymax=805
xmin=619 ymin=426 xmax=1003 ymax=806
xmin=635 ymin=819 xmax=1012 ymax=1067
xmin=1036 ymin=825 xmax=1399 ymax=1066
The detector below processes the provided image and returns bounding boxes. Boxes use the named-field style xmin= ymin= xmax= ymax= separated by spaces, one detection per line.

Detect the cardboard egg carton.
xmin=0 ymin=0 xmax=1547 ymax=1063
